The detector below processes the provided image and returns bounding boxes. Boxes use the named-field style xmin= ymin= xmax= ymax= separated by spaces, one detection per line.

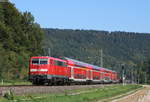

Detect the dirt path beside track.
xmin=112 ymin=85 xmax=150 ymax=102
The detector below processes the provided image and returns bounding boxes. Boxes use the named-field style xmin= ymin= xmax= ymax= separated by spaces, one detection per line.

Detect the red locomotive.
xmin=29 ymin=56 xmax=119 ymax=85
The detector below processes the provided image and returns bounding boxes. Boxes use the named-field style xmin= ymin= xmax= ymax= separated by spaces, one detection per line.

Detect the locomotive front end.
xmin=29 ymin=57 xmax=49 ymax=85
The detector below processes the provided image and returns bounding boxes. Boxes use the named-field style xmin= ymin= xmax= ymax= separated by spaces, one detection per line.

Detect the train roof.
xmin=30 ymin=56 xmax=66 ymax=62
xmin=64 ymin=57 xmax=113 ymax=71
xmin=64 ymin=57 xmax=94 ymax=67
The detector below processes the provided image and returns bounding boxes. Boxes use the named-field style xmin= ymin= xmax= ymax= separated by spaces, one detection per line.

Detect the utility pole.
xmin=122 ymin=65 xmax=125 ymax=86
xmin=48 ymin=48 xmax=51 ymax=56
xmin=100 ymin=49 xmax=103 ymax=67
xmin=43 ymin=48 xmax=51 ymax=56
xmin=137 ymin=68 xmax=140 ymax=84
xmin=131 ymin=67 xmax=134 ymax=84
xmin=145 ymin=72 xmax=147 ymax=84
xmin=134 ymin=68 xmax=137 ymax=84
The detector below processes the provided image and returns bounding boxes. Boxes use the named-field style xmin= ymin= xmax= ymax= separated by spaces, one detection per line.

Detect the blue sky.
xmin=10 ymin=0 xmax=150 ymax=33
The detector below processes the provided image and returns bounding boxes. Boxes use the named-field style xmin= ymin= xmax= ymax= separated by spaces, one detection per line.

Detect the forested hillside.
xmin=44 ymin=29 xmax=150 ymax=83
xmin=0 ymin=2 xmax=44 ymax=80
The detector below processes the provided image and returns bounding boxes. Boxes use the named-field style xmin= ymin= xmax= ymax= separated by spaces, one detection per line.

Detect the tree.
xmin=0 ymin=2 xmax=44 ymax=80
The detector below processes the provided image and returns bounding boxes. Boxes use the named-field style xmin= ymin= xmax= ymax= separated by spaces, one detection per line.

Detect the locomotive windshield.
xmin=32 ymin=59 xmax=39 ymax=64
xmin=32 ymin=58 xmax=48 ymax=65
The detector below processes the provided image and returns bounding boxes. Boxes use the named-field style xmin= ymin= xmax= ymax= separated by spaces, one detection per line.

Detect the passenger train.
xmin=29 ymin=56 xmax=119 ymax=85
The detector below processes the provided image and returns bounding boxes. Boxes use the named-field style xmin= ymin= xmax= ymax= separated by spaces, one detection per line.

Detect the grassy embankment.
xmin=0 ymin=80 xmax=31 ymax=86
xmin=0 ymin=84 xmax=142 ymax=102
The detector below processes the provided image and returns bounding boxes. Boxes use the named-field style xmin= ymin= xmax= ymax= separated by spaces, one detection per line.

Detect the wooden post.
xmin=1 ymin=79 xmax=3 ymax=85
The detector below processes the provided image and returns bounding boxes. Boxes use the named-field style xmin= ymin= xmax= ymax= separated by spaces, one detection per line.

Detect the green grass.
xmin=0 ymin=80 xmax=31 ymax=86
xmin=0 ymin=84 xmax=142 ymax=102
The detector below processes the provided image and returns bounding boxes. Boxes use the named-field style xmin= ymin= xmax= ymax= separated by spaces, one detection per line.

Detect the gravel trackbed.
xmin=0 ymin=84 xmax=107 ymax=96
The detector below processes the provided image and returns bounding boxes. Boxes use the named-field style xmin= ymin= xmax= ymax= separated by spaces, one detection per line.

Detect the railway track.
xmin=0 ymin=84 xmax=111 ymax=96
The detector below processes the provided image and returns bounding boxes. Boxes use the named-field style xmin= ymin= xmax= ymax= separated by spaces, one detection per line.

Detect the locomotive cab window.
xmin=40 ymin=59 xmax=48 ymax=64
xmin=32 ymin=58 xmax=48 ymax=65
xmin=32 ymin=59 xmax=39 ymax=64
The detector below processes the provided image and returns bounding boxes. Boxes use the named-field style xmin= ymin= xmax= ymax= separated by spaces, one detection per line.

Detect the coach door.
xmin=100 ymin=72 xmax=104 ymax=81
xmin=86 ymin=70 xmax=88 ymax=80
xmin=71 ymin=66 xmax=74 ymax=79
xmin=90 ymin=70 xmax=93 ymax=80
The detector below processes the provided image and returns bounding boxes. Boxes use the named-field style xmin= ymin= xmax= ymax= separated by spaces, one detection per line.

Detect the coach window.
xmin=63 ymin=62 xmax=67 ymax=67
xmin=32 ymin=59 xmax=39 ymax=64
